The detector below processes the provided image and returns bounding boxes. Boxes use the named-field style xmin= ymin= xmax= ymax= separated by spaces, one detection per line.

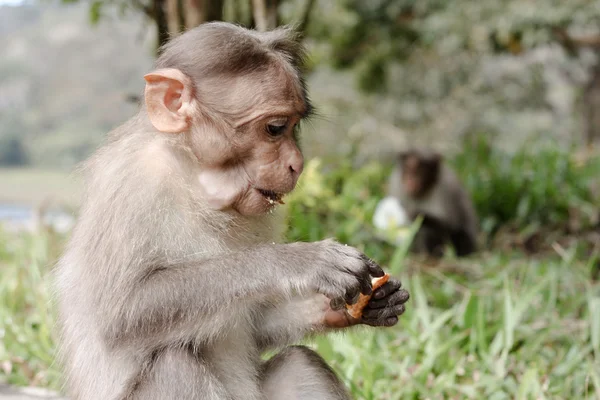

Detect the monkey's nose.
xmin=289 ymin=158 xmax=304 ymax=180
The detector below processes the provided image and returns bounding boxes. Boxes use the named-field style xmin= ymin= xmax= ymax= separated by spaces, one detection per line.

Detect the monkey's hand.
xmin=359 ymin=278 xmax=409 ymax=327
xmin=303 ymin=239 xmax=385 ymax=307
xmin=321 ymin=278 xmax=409 ymax=329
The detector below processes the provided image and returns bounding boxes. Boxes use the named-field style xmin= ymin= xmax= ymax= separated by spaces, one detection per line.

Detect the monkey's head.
xmin=398 ymin=149 xmax=442 ymax=199
xmin=142 ymin=23 xmax=310 ymax=216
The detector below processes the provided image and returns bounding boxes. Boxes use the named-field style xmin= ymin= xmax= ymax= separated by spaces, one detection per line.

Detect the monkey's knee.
xmin=261 ymin=346 xmax=351 ymax=400
xmin=412 ymin=227 xmax=445 ymax=258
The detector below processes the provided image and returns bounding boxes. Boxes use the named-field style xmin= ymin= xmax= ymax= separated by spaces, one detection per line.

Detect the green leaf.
xmin=463 ymin=293 xmax=478 ymax=330
xmin=89 ymin=1 xmax=103 ymax=25
xmin=588 ymin=295 xmax=600 ymax=358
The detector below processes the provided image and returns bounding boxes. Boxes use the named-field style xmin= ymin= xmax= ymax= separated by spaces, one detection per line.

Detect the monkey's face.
xmin=194 ymin=114 xmax=305 ymax=216
xmin=235 ymin=116 xmax=304 ymax=215
xmin=143 ymin=66 xmax=308 ymax=216
xmin=400 ymin=152 xmax=441 ymax=199
xmin=195 ymin=71 xmax=308 ymax=216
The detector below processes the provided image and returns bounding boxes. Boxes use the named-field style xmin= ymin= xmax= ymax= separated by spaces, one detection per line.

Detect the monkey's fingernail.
xmin=374 ymin=290 xmax=385 ymax=299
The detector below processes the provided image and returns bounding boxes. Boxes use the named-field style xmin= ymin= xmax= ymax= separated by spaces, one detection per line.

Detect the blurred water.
xmin=0 ymin=203 xmax=74 ymax=233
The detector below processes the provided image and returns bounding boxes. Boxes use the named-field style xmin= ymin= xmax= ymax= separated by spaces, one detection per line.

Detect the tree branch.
xmin=297 ymin=0 xmax=315 ymax=35
xmin=251 ymin=0 xmax=277 ymax=31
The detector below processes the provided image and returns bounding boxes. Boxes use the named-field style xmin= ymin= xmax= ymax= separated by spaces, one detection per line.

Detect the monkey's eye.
xmin=266 ymin=121 xmax=287 ymax=137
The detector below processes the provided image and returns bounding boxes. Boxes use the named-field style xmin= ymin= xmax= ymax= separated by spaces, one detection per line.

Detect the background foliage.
xmin=3 ymin=0 xmax=600 ymax=169
xmin=1 ymin=149 xmax=599 ymax=398
xmin=1 ymin=0 xmax=600 ymax=398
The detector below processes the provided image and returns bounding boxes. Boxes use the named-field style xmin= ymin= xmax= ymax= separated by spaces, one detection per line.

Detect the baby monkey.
xmin=388 ymin=148 xmax=479 ymax=257
xmin=54 ymin=22 xmax=409 ymax=400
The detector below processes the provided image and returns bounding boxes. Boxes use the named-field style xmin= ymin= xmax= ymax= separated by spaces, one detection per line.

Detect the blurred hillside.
xmin=1 ymin=0 xmax=599 ymax=173
xmin=0 ymin=2 xmax=380 ymax=170
xmin=0 ymin=2 xmax=154 ymax=169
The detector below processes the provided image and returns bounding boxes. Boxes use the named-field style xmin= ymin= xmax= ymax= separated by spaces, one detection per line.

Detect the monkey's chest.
xmin=407 ymin=194 xmax=450 ymax=223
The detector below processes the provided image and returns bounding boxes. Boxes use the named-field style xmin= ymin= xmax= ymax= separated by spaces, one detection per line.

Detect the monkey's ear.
xmin=144 ymin=68 xmax=194 ymax=133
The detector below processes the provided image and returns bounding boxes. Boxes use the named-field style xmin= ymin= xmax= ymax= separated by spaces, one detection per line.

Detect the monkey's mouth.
xmin=257 ymin=188 xmax=285 ymax=205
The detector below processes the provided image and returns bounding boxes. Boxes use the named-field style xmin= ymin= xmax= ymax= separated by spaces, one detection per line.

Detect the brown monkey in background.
xmin=388 ymin=148 xmax=479 ymax=257
xmin=54 ymin=22 xmax=409 ymax=400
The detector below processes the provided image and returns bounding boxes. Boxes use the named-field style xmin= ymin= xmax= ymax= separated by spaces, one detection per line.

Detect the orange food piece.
xmin=345 ymin=273 xmax=390 ymax=319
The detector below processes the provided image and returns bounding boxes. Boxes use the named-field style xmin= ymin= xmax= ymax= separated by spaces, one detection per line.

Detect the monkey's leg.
xmin=411 ymin=226 xmax=445 ymax=258
xmin=449 ymin=229 xmax=477 ymax=257
xmin=130 ymin=347 xmax=232 ymax=400
xmin=422 ymin=228 xmax=447 ymax=258
xmin=261 ymin=346 xmax=352 ymax=400
xmin=414 ymin=214 xmax=453 ymax=258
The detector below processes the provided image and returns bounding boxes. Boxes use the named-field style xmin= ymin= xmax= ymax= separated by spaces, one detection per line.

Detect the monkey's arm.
xmin=100 ymin=241 xmax=381 ymax=348
xmin=254 ymin=279 xmax=410 ymax=351
xmin=254 ymin=294 xmax=333 ymax=350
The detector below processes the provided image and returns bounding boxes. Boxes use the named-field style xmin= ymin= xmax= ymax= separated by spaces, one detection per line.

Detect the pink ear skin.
xmin=144 ymin=68 xmax=194 ymax=133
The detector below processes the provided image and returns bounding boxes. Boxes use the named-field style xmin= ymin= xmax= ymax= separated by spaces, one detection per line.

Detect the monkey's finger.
xmin=330 ymin=297 xmax=346 ymax=311
xmin=360 ymin=255 xmax=384 ymax=277
xmin=344 ymin=284 xmax=361 ymax=305
xmin=373 ymin=278 xmax=403 ymax=300
xmin=368 ymin=289 xmax=410 ymax=309
xmin=362 ymin=304 xmax=406 ymax=320
xmin=357 ymin=275 xmax=373 ymax=295
xmin=341 ymin=264 xmax=372 ymax=296
xmin=362 ymin=316 xmax=398 ymax=327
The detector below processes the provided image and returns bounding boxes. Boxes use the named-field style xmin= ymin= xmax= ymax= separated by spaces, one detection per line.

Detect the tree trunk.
xmin=153 ymin=0 xmax=170 ymax=53
xmin=184 ymin=0 xmax=225 ymax=30
xmin=251 ymin=0 xmax=278 ymax=31
xmin=583 ymin=55 xmax=600 ymax=146
xmin=166 ymin=0 xmax=186 ymax=36
xmin=230 ymin=0 xmax=241 ymax=23
xmin=247 ymin=0 xmax=255 ymax=28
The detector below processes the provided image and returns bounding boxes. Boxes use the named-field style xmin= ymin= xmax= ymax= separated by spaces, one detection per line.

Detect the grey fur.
xmin=53 ymin=22 xmax=396 ymax=400
xmin=388 ymin=150 xmax=479 ymax=256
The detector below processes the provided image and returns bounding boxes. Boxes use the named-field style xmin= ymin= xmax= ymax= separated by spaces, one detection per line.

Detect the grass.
xmin=1 ymin=228 xmax=599 ymax=399
xmin=314 ymin=253 xmax=600 ymax=399
xmin=454 ymin=137 xmax=600 ymax=237
xmin=0 ymin=232 xmax=61 ymax=389
xmin=1 ymin=141 xmax=599 ymax=398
